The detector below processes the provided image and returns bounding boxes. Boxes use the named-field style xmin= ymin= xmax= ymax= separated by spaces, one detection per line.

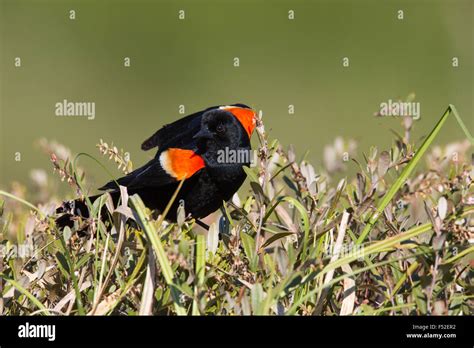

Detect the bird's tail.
xmin=55 ymin=194 xmax=110 ymax=229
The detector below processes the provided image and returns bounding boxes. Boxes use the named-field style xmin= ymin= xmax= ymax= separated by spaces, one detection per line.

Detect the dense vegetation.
xmin=0 ymin=106 xmax=472 ymax=315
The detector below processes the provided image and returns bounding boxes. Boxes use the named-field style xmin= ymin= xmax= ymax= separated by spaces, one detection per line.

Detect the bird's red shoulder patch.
xmin=159 ymin=148 xmax=205 ymax=180
xmin=220 ymin=106 xmax=256 ymax=138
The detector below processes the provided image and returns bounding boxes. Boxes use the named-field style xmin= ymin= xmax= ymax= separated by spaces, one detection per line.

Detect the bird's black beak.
xmin=193 ymin=128 xmax=213 ymax=140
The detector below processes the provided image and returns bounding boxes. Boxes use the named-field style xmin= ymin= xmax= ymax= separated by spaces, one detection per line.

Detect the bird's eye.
xmin=216 ymin=124 xmax=225 ymax=134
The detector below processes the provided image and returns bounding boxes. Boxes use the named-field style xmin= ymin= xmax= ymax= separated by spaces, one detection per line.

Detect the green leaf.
xmin=63 ymin=226 xmax=72 ymax=242
xmin=251 ymin=283 xmax=264 ymax=315
xmin=243 ymin=165 xmax=259 ymax=183
xmin=357 ymin=105 xmax=464 ymax=244
xmin=280 ymin=197 xmax=310 ymax=259
xmin=240 ymin=231 xmax=258 ymax=271
xmin=129 ymin=193 xmax=186 ymax=316
xmin=261 ymin=232 xmax=294 ymax=249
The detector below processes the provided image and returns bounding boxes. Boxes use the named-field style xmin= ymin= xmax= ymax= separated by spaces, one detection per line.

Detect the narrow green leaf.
xmin=129 ymin=194 xmax=186 ymax=316
xmin=357 ymin=106 xmax=454 ymax=244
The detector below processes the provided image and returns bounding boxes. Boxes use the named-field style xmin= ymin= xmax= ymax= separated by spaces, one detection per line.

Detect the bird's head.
xmin=193 ymin=104 xmax=256 ymax=166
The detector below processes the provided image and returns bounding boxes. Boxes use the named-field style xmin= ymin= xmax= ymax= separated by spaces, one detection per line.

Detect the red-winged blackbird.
xmin=56 ymin=104 xmax=256 ymax=228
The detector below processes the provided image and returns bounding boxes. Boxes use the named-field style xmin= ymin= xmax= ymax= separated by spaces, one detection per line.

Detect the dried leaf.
xmin=437 ymin=196 xmax=447 ymax=220
xmin=378 ymin=151 xmax=390 ymax=177
xmin=207 ymin=222 xmax=219 ymax=256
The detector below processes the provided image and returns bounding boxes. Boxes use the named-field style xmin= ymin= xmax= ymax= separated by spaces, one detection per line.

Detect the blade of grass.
xmin=280 ymin=197 xmax=310 ymax=259
xmin=286 ymin=204 xmax=474 ymax=315
xmin=58 ymin=234 xmax=85 ymax=315
xmin=450 ymin=104 xmax=474 ymax=145
xmin=369 ymin=302 xmax=416 ymax=315
xmin=286 ymin=249 xmax=434 ymax=315
xmin=139 ymin=247 xmax=157 ymax=315
xmin=104 ymin=248 xmax=147 ymax=315
xmin=192 ymin=233 xmax=206 ymax=315
xmin=388 ymin=260 xmax=419 ymax=302
xmin=71 ymin=153 xmax=123 ymax=209
xmin=0 ymin=190 xmax=45 ymax=219
xmin=129 ymin=179 xmax=187 ymax=316
xmin=314 ymin=211 xmax=350 ymax=314
xmin=95 ymin=233 xmax=110 ymax=305
xmin=442 ymin=245 xmax=474 ymax=264
xmin=0 ymin=276 xmax=48 ymax=314
xmin=357 ymin=105 xmax=466 ymax=244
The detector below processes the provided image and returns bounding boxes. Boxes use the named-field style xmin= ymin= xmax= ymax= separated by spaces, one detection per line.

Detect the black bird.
xmin=56 ymin=104 xmax=256 ymax=228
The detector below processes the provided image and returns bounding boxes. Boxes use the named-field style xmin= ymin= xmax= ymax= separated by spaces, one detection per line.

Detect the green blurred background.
xmin=1 ymin=0 xmax=472 ymax=196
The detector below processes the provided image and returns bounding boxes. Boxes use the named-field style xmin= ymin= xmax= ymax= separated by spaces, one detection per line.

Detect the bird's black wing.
xmin=98 ymin=158 xmax=174 ymax=191
xmin=141 ymin=105 xmax=219 ymax=152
